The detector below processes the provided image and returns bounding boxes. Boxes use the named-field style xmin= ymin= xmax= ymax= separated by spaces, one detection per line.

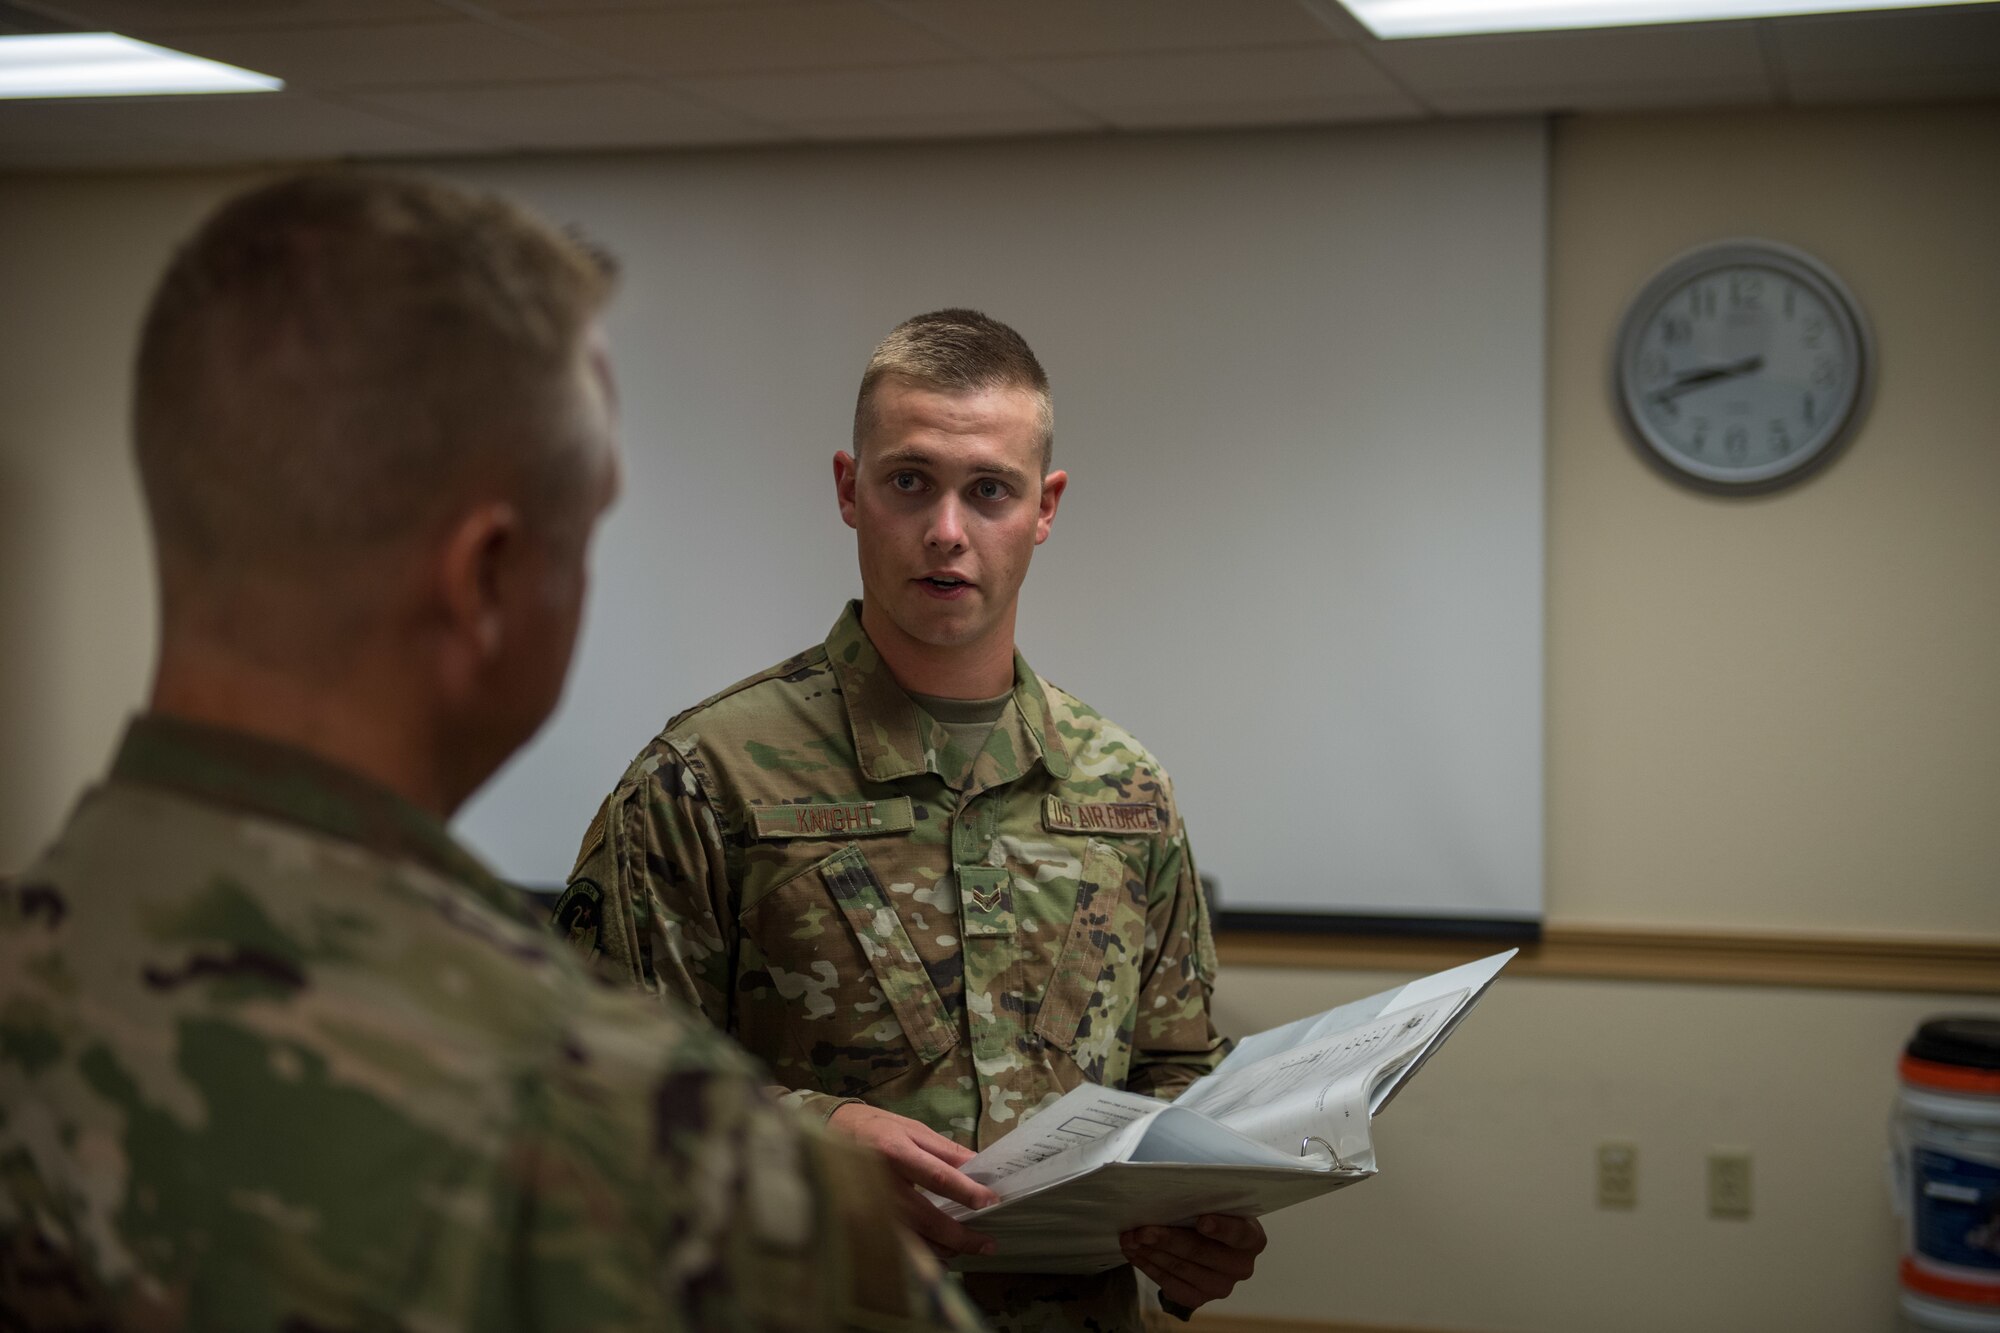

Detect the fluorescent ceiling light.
xmin=0 ymin=32 xmax=282 ymax=99
xmin=1347 ymin=0 xmax=1993 ymax=38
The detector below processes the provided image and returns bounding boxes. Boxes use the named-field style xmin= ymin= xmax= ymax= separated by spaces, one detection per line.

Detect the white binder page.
xmin=1194 ymin=950 xmax=1516 ymax=1090
xmin=949 ymin=1084 xmax=1165 ymax=1207
xmin=1179 ymin=994 xmax=1458 ymax=1166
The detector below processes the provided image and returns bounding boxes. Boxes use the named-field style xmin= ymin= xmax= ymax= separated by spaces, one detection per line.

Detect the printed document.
xmin=941 ymin=950 xmax=1515 ymax=1273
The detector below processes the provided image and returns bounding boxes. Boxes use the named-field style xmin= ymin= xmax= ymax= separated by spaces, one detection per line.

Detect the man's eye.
xmin=973 ymin=480 xmax=1008 ymax=501
xmin=891 ymin=471 xmax=922 ymax=491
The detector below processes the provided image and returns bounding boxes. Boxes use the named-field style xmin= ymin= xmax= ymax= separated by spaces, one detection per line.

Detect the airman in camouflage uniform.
xmin=556 ymin=310 xmax=1263 ymax=1331
xmin=1 ymin=716 xmax=978 ymax=1331
xmin=1 ymin=173 xmax=979 ymax=1332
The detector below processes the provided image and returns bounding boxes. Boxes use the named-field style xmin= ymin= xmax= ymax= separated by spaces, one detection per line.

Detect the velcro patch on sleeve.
xmin=1042 ymin=796 xmax=1163 ymax=836
xmin=751 ymin=796 xmax=915 ymax=840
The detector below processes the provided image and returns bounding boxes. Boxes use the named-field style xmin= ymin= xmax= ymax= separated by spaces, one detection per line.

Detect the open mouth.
xmin=921 ymin=576 xmax=970 ymax=590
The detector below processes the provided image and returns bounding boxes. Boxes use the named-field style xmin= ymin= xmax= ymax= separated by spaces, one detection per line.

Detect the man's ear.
xmin=833 ymin=450 xmax=861 ymax=531
xmin=436 ymin=500 xmax=522 ymax=666
xmin=1035 ymin=469 xmax=1068 ymax=545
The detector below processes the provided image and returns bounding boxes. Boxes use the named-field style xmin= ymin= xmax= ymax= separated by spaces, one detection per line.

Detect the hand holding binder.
xmin=934 ymin=950 xmax=1517 ymax=1274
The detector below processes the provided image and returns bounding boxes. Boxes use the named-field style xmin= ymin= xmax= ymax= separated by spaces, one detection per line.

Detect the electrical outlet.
xmin=1597 ymin=1141 xmax=1638 ymax=1209
xmin=1709 ymin=1150 xmax=1752 ymax=1219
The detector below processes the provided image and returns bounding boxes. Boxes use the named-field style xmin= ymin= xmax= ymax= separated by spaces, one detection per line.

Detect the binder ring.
xmin=1302 ymin=1135 xmax=1348 ymax=1170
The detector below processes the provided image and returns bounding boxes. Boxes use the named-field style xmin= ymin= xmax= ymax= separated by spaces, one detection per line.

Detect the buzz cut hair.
xmin=852 ymin=308 xmax=1054 ymax=470
xmin=134 ymin=171 xmax=616 ymax=587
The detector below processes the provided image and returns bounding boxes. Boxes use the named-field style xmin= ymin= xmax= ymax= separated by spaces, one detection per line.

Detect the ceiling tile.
xmin=517 ymin=3 xmax=956 ymax=75
xmin=1016 ymin=44 xmax=1414 ymax=118
xmin=1423 ymin=73 xmax=1773 ymax=112
xmin=1370 ymin=22 xmax=1769 ymax=101
xmin=679 ymin=60 xmax=1059 ymax=120
xmin=797 ymin=106 xmax=1100 ymax=140
xmin=157 ymin=18 xmax=610 ymax=89
xmin=1097 ymin=95 xmax=1420 ymax=130
xmin=0 ymin=139 xmax=238 ymax=171
xmin=1768 ymin=5 xmax=2000 ymax=77
xmin=888 ymin=0 xmax=1339 ymax=60
xmin=350 ymin=78 xmax=771 ymax=147
xmin=48 ymin=90 xmax=492 ymax=156
xmin=1789 ymin=64 xmax=2000 ymax=101
xmin=21 ymin=0 xmax=447 ymax=31
xmin=480 ymin=0 xmax=845 ymax=9
xmin=0 ymin=98 xmax=191 ymax=151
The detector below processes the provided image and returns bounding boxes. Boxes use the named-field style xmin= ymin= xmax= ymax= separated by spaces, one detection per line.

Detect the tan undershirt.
xmin=908 ymin=688 xmax=1011 ymax=790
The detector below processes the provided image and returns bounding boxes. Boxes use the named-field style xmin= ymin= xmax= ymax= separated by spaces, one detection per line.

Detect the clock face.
xmin=1615 ymin=242 xmax=1873 ymax=491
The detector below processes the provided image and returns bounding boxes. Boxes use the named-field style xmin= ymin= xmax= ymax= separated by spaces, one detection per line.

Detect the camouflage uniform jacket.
xmin=557 ymin=603 xmax=1228 ymax=1331
xmin=0 ymin=714 xmax=981 ymax=1333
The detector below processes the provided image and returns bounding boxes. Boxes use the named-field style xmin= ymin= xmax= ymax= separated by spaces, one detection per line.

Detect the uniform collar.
xmin=109 ymin=713 xmax=521 ymax=915
xmin=823 ymin=600 xmax=1072 ymax=788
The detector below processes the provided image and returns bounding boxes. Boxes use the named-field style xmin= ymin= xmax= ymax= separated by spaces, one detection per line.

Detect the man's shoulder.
xmin=1036 ymin=675 xmax=1174 ymax=784
xmin=611 ymin=640 xmax=846 ymax=793
xmin=0 ymin=785 xmax=850 ymax=1327
xmin=10 ymin=780 xmax=747 ymax=1081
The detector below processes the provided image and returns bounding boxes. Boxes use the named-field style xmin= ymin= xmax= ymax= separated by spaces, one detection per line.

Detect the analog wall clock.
xmin=1613 ymin=239 xmax=1875 ymax=494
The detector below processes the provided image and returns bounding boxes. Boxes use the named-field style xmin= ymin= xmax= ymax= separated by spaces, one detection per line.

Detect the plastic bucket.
xmin=1893 ymin=1017 xmax=2000 ymax=1332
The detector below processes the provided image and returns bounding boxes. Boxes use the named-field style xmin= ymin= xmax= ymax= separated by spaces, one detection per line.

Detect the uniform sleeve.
xmin=552 ymin=747 xmax=861 ymax=1126
xmin=1123 ymin=770 xmax=1230 ymax=1102
xmin=555 ymin=745 xmax=734 ymax=1018
xmin=503 ymin=992 xmax=983 ymax=1332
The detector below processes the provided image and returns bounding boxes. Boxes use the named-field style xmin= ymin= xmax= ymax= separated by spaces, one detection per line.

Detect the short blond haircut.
xmin=852 ymin=308 xmax=1053 ymax=470
xmin=134 ymin=171 xmax=615 ymax=582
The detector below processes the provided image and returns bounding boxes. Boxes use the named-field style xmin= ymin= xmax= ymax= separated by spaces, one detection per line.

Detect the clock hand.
xmin=1649 ymin=355 xmax=1765 ymax=402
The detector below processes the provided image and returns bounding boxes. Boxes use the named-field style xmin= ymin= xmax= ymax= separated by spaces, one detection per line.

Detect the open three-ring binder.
xmin=939 ymin=950 xmax=1517 ymax=1274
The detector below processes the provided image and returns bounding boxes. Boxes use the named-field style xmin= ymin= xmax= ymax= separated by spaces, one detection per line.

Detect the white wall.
xmin=432 ymin=122 xmax=1547 ymax=925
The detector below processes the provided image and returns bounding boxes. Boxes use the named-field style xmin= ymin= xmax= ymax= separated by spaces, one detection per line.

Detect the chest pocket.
xmin=739 ymin=843 xmax=959 ymax=1097
xmin=1032 ymin=840 xmax=1149 ymax=1086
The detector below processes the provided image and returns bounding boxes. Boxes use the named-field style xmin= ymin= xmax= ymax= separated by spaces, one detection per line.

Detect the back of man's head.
xmin=853 ymin=308 xmax=1054 ymax=469
xmin=134 ymin=172 xmax=615 ymax=646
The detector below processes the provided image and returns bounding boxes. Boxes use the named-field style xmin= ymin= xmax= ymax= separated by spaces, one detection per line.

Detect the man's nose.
xmin=926 ymin=495 xmax=967 ymax=552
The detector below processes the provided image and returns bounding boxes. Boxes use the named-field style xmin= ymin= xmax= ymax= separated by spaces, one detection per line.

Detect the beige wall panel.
xmin=0 ymin=170 xmax=265 ymax=867
xmin=1545 ymin=104 xmax=2000 ymax=938
xmin=1205 ymin=964 xmax=1971 ymax=1333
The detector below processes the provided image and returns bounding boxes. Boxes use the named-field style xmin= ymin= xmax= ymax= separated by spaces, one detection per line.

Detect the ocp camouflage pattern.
xmin=557 ymin=602 xmax=1228 ymax=1331
xmin=0 ymin=714 xmax=981 ymax=1332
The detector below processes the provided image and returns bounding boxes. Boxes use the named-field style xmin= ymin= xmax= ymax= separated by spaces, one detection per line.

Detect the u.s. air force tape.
xmin=1042 ymin=796 xmax=1163 ymax=835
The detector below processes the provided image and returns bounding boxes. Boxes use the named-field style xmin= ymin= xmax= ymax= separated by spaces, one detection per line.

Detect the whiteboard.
xmin=442 ymin=119 xmax=1546 ymax=928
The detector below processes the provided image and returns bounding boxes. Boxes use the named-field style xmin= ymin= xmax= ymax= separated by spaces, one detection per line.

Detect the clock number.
xmin=1803 ymin=315 xmax=1826 ymax=350
xmin=1803 ymin=392 xmax=1816 ymax=425
xmin=1688 ymin=285 xmax=1717 ymax=320
xmin=1660 ymin=314 xmax=1692 ymax=345
xmin=1729 ymin=273 xmax=1762 ymax=310
xmin=1725 ymin=426 xmax=1749 ymax=462
xmin=1811 ymin=355 xmax=1839 ymax=387
xmin=1769 ymin=419 xmax=1792 ymax=456
xmin=1688 ymin=418 xmax=1709 ymax=453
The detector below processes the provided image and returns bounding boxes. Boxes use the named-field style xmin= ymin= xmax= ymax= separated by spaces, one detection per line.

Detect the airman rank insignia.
xmin=1043 ymin=796 xmax=1163 ymax=836
xmin=751 ymin=796 xmax=915 ymax=840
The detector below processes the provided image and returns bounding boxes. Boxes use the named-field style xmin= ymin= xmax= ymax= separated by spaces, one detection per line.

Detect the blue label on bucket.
xmin=1912 ymin=1146 xmax=2000 ymax=1272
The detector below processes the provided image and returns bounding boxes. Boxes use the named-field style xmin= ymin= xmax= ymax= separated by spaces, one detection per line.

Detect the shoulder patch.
xmin=1043 ymin=796 xmax=1163 ymax=836
xmin=551 ymin=878 xmax=604 ymax=957
xmin=750 ymin=797 xmax=914 ymax=840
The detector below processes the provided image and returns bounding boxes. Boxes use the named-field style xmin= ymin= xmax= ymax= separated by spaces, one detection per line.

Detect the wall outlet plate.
xmin=1709 ymin=1150 xmax=1752 ymax=1219
xmin=1597 ymin=1141 xmax=1638 ymax=1209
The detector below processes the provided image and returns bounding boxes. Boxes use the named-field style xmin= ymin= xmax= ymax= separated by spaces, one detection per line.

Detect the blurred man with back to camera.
xmin=0 ymin=172 xmax=980 ymax=1333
